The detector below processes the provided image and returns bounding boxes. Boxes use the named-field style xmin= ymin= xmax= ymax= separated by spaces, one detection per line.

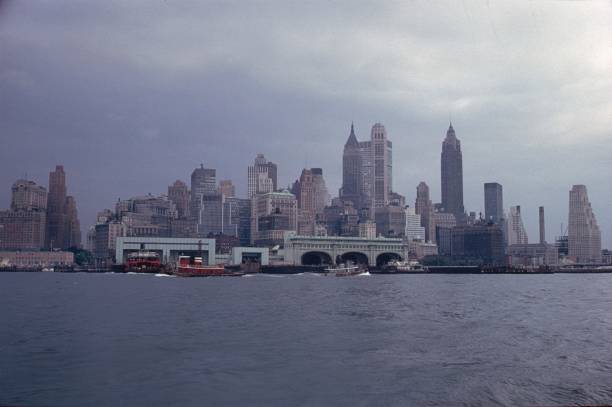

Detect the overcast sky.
xmin=1 ymin=1 xmax=610 ymax=246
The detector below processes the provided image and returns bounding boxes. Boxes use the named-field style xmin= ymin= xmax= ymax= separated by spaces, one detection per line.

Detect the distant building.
xmin=11 ymin=179 xmax=47 ymax=211
xmin=323 ymin=200 xmax=360 ymax=237
xmin=45 ymin=165 xmax=67 ymax=249
xmin=198 ymin=193 xmax=224 ymax=237
xmin=0 ymin=251 xmax=74 ymax=268
xmin=64 ymin=196 xmax=81 ymax=249
xmin=359 ymin=220 xmax=377 ymax=239
xmin=451 ymin=223 xmax=505 ymax=264
xmin=251 ymin=190 xmax=297 ymax=247
xmin=340 ymin=123 xmax=392 ymax=214
xmin=408 ymin=240 xmax=438 ymax=260
xmin=223 ymin=197 xmax=251 ymax=246
xmin=0 ymin=210 xmax=47 ymax=250
xmin=168 ymin=180 xmax=190 ymax=219
xmin=415 ymin=182 xmax=435 ymax=243
xmin=374 ymin=205 xmax=405 ymax=238
xmin=440 ymin=123 xmax=465 ymax=222
xmin=405 ymin=206 xmax=425 ymax=241
xmin=190 ymin=165 xmax=216 ymax=221
xmin=433 ymin=211 xmax=456 ymax=255
xmin=602 ymin=249 xmax=611 ymax=265
xmin=45 ymin=165 xmax=81 ymax=249
xmin=248 ymin=154 xmax=278 ymax=198
xmin=508 ymin=243 xmax=559 ymax=266
xmin=484 ymin=182 xmax=503 ymax=224
xmin=94 ymin=221 xmax=125 ymax=264
xmin=116 ymin=194 xmax=177 ymax=238
xmin=218 ymin=180 xmax=235 ymax=199
xmin=507 ymin=205 xmax=528 ymax=245
xmin=0 ymin=179 xmax=47 ymax=250
xmin=568 ymin=185 xmax=601 ymax=263
xmin=310 ymin=168 xmax=330 ymax=216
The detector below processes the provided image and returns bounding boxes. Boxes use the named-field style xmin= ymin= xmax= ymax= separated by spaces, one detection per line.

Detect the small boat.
xmin=325 ymin=262 xmax=368 ymax=277
xmin=380 ymin=260 xmax=428 ymax=273
xmin=173 ymin=256 xmax=243 ymax=277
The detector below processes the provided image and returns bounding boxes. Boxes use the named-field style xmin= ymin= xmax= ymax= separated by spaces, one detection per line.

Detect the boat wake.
xmin=358 ymin=272 xmax=371 ymax=276
xmin=154 ymin=273 xmax=174 ymax=277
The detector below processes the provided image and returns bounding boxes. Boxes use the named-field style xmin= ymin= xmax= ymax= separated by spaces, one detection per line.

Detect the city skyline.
xmin=0 ymin=2 xmax=610 ymax=246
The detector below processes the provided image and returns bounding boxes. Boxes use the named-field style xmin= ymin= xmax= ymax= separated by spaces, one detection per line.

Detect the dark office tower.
xmin=340 ymin=123 xmax=363 ymax=209
xmin=64 ymin=196 xmax=81 ymax=248
xmin=168 ymin=180 xmax=190 ymax=219
xmin=46 ymin=165 xmax=67 ymax=249
xmin=190 ymin=165 xmax=216 ymax=221
xmin=415 ymin=182 xmax=435 ymax=243
xmin=484 ymin=182 xmax=504 ymax=224
xmin=441 ymin=123 xmax=465 ymax=222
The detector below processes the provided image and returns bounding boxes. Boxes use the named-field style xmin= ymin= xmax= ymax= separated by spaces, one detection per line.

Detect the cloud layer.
xmin=1 ymin=1 xmax=610 ymax=245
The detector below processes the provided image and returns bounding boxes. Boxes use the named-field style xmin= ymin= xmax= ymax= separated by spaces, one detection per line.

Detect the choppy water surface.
xmin=1 ymin=272 xmax=612 ymax=406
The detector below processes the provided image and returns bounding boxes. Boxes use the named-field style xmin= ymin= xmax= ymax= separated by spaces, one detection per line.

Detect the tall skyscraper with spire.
xmin=568 ymin=185 xmax=601 ymax=263
xmin=340 ymin=122 xmax=392 ymax=215
xmin=441 ymin=123 xmax=464 ymax=222
xmin=340 ymin=123 xmax=363 ymax=210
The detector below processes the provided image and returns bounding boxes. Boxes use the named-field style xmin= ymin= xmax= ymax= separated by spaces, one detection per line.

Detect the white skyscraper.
xmin=247 ymin=154 xmax=277 ymax=198
xmin=405 ymin=206 xmax=425 ymax=241
xmin=568 ymin=185 xmax=601 ymax=263
xmin=507 ymin=205 xmax=528 ymax=245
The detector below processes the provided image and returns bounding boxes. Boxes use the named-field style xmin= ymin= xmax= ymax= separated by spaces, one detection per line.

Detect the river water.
xmin=1 ymin=272 xmax=612 ymax=406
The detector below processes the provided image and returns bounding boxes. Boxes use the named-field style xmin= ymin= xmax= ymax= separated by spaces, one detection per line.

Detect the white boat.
xmin=324 ymin=262 xmax=367 ymax=277
xmin=382 ymin=260 xmax=427 ymax=273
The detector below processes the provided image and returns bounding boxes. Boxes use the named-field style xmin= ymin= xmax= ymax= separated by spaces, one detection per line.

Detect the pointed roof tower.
xmin=345 ymin=122 xmax=359 ymax=148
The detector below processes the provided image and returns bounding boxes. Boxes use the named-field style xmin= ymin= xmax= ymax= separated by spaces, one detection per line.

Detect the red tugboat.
xmin=125 ymin=251 xmax=162 ymax=273
xmin=173 ymin=256 xmax=243 ymax=277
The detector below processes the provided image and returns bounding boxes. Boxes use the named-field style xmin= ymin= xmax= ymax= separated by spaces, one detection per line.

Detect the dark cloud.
xmin=0 ymin=1 xmax=610 ymax=246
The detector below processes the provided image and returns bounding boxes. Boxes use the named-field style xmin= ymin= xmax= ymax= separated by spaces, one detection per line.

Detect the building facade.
xmin=190 ymin=165 xmax=216 ymax=221
xmin=168 ymin=180 xmax=190 ymax=219
xmin=484 ymin=182 xmax=504 ymax=224
xmin=507 ymin=205 xmax=528 ymax=245
xmin=440 ymin=124 xmax=465 ymax=222
xmin=415 ymin=182 xmax=435 ymax=243
xmin=568 ymin=185 xmax=601 ymax=263
xmin=247 ymin=154 xmax=278 ymax=198
xmin=251 ymin=191 xmax=297 ymax=247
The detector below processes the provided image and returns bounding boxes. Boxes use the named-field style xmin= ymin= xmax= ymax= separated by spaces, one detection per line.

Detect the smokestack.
xmin=539 ymin=206 xmax=546 ymax=244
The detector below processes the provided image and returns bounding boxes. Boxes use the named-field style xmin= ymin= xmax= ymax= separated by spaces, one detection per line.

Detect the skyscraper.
xmin=0 ymin=179 xmax=47 ymax=250
xmin=340 ymin=123 xmax=363 ymax=209
xmin=310 ymin=168 xmax=330 ymax=216
xmin=484 ymin=182 xmax=504 ymax=224
xmin=441 ymin=123 xmax=464 ymax=222
xmin=218 ymin=180 xmax=235 ymax=198
xmin=415 ymin=182 xmax=435 ymax=243
xmin=370 ymin=123 xmax=392 ymax=209
xmin=168 ymin=180 xmax=190 ymax=219
xmin=568 ymin=185 xmax=601 ymax=263
xmin=64 ymin=195 xmax=81 ymax=248
xmin=247 ymin=154 xmax=278 ymax=198
xmin=190 ymin=165 xmax=216 ymax=221
xmin=45 ymin=165 xmax=67 ymax=249
xmin=340 ymin=122 xmax=392 ymax=213
xmin=507 ymin=205 xmax=528 ymax=245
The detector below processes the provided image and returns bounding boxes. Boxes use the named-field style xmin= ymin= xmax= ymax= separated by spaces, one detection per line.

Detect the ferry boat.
xmin=173 ymin=256 xmax=243 ymax=277
xmin=125 ymin=251 xmax=162 ymax=273
xmin=324 ymin=262 xmax=368 ymax=277
xmin=379 ymin=260 xmax=428 ymax=274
